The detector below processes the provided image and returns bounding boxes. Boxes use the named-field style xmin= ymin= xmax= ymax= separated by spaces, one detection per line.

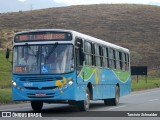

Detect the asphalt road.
xmin=0 ymin=88 xmax=160 ymax=119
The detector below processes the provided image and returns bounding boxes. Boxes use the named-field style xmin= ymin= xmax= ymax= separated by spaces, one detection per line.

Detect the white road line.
xmin=124 ymin=89 xmax=160 ymax=97
xmin=148 ymin=99 xmax=159 ymax=102
xmin=107 ymin=105 xmax=126 ymax=110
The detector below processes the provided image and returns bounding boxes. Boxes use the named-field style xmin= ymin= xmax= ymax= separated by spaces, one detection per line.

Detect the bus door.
xmin=75 ymin=38 xmax=84 ymax=84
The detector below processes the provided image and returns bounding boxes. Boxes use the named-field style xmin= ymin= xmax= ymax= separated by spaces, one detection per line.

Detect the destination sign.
xmin=14 ymin=31 xmax=72 ymax=42
xmin=15 ymin=66 xmax=28 ymax=73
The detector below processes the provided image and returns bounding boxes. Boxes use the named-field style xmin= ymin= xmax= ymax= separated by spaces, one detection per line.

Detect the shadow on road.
xmin=19 ymin=102 xmax=126 ymax=117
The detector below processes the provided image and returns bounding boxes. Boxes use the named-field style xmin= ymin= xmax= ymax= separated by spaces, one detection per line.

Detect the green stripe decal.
xmin=113 ymin=70 xmax=130 ymax=82
xmin=80 ymin=66 xmax=96 ymax=80
xmin=79 ymin=66 xmax=130 ymax=83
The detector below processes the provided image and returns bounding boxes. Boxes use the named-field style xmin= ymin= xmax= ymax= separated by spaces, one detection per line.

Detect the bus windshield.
xmin=13 ymin=44 xmax=74 ymax=74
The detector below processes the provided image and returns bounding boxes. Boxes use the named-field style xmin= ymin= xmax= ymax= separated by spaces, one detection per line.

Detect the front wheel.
xmin=31 ymin=101 xmax=43 ymax=111
xmin=77 ymin=87 xmax=90 ymax=111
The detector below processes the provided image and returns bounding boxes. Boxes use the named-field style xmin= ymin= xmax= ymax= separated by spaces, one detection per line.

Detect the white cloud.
xmin=18 ymin=0 xmax=26 ymax=2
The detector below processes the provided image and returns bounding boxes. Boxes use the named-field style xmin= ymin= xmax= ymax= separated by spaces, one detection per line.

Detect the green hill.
xmin=0 ymin=4 xmax=160 ymax=67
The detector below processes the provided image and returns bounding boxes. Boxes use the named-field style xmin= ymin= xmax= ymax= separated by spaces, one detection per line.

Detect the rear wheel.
xmin=77 ymin=87 xmax=90 ymax=111
xmin=31 ymin=101 xmax=43 ymax=111
xmin=104 ymin=86 xmax=120 ymax=106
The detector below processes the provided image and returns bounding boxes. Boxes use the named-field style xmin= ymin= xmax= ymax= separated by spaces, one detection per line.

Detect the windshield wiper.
xmin=45 ymin=42 xmax=58 ymax=60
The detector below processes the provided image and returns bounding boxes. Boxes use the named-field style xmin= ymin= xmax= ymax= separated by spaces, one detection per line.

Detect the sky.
xmin=1 ymin=0 xmax=159 ymax=13
xmin=18 ymin=0 xmax=160 ymax=6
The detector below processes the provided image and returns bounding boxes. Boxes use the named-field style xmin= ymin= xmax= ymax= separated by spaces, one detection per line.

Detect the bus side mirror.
xmin=76 ymin=39 xmax=83 ymax=48
xmin=6 ymin=48 xmax=10 ymax=59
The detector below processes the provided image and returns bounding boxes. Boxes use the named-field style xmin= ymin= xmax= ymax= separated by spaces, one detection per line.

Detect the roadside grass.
xmin=0 ymin=50 xmax=13 ymax=104
xmin=131 ymin=75 xmax=160 ymax=91
xmin=0 ymin=50 xmax=12 ymax=89
xmin=0 ymin=88 xmax=12 ymax=104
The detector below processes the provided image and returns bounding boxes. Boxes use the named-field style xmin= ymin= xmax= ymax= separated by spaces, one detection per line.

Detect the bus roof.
xmin=15 ymin=29 xmax=129 ymax=53
xmin=71 ymin=30 xmax=129 ymax=53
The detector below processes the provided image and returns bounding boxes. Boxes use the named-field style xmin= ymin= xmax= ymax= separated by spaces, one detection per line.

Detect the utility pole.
xmin=30 ymin=4 xmax=33 ymax=11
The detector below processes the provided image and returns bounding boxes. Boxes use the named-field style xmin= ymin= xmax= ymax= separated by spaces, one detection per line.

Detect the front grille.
xmin=25 ymin=86 xmax=58 ymax=90
xmin=19 ymin=77 xmax=62 ymax=82
xmin=27 ymin=93 xmax=54 ymax=98
xmin=20 ymin=77 xmax=54 ymax=82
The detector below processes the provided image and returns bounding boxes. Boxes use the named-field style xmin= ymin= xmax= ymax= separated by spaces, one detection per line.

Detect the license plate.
xmin=35 ymin=93 xmax=46 ymax=97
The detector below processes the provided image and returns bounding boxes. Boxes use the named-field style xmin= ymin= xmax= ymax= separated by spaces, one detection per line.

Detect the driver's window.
xmin=75 ymin=38 xmax=83 ymax=66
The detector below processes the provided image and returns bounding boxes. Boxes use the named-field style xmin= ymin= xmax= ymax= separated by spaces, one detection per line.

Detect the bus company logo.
xmin=2 ymin=112 xmax=11 ymax=117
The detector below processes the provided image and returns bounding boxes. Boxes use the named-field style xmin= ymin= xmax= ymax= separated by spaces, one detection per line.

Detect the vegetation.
xmin=132 ymin=75 xmax=160 ymax=91
xmin=0 ymin=50 xmax=12 ymax=104
xmin=0 ymin=50 xmax=12 ymax=89
xmin=0 ymin=88 xmax=12 ymax=104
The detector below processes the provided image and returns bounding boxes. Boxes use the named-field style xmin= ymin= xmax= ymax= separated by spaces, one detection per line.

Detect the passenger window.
xmin=84 ymin=41 xmax=92 ymax=66
xmin=119 ymin=52 xmax=123 ymax=70
xmin=99 ymin=46 xmax=103 ymax=67
xmin=94 ymin=44 xmax=101 ymax=67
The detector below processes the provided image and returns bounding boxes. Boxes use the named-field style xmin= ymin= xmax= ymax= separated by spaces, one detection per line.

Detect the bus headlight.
xmin=12 ymin=81 xmax=17 ymax=87
xmin=68 ymin=81 xmax=73 ymax=85
xmin=12 ymin=80 xmax=24 ymax=90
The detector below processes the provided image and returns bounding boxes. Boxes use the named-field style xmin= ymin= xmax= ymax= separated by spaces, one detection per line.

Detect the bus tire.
xmin=111 ymin=86 xmax=120 ymax=106
xmin=68 ymin=101 xmax=75 ymax=105
xmin=113 ymin=86 xmax=120 ymax=106
xmin=77 ymin=87 xmax=90 ymax=111
xmin=104 ymin=86 xmax=120 ymax=106
xmin=31 ymin=101 xmax=43 ymax=111
xmin=104 ymin=99 xmax=112 ymax=106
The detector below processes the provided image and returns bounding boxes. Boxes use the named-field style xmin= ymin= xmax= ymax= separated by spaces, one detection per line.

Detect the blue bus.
xmin=6 ymin=29 xmax=131 ymax=111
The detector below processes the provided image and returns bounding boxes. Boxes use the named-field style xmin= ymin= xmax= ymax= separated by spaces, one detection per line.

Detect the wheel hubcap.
xmin=85 ymin=92 xmax=90 ymax=109
xmin=116 ymin=89 xmax=119 ymax=103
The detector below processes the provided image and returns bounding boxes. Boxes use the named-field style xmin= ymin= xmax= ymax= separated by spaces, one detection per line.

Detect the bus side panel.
xmin=102 ymin=84 xmax=116 ymax=99
xmin=119 ymin=78 xmax=131 ymax=97
xmin=77 ymin=67 xmax=131 ymax=100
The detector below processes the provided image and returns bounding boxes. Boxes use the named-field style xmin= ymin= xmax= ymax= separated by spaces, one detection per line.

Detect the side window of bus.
xmin=122 ymin=53 xmax=125 ymax=70
xmin=113 ymin=49 xmax=116 ymax=69
xmin=94 ymin=44 xmax=101 ymax=67
xmin=116 ymin=50 xmax=120 ymax=70
xmin=119 ymin=51 xmax=123 ymax=70
xmin=75 ymin=38 xmax=84 ymax=66
xmin=102 ymin=47 xmax=109 ymax=68
xmin=99 ymin=46 xmax=103 ymax=67
xmin=106 ymin=47 xmax=109 ymax=68
xmin=84 ymin=41 xmax=92 ymax=66
xmin=91 ymin=43 xmax=95 ymax=66
xmin=109 ymin=48 xmax=116 ymax=69
xmin=103 ymin=47 xmax=107 ymax=68
xmin=125 ymin=53 xmax=129 ymax=71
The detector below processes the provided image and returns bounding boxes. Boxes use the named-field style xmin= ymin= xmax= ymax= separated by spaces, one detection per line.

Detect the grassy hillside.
xmin=0 ymin=4 xmax=160 ymax=67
